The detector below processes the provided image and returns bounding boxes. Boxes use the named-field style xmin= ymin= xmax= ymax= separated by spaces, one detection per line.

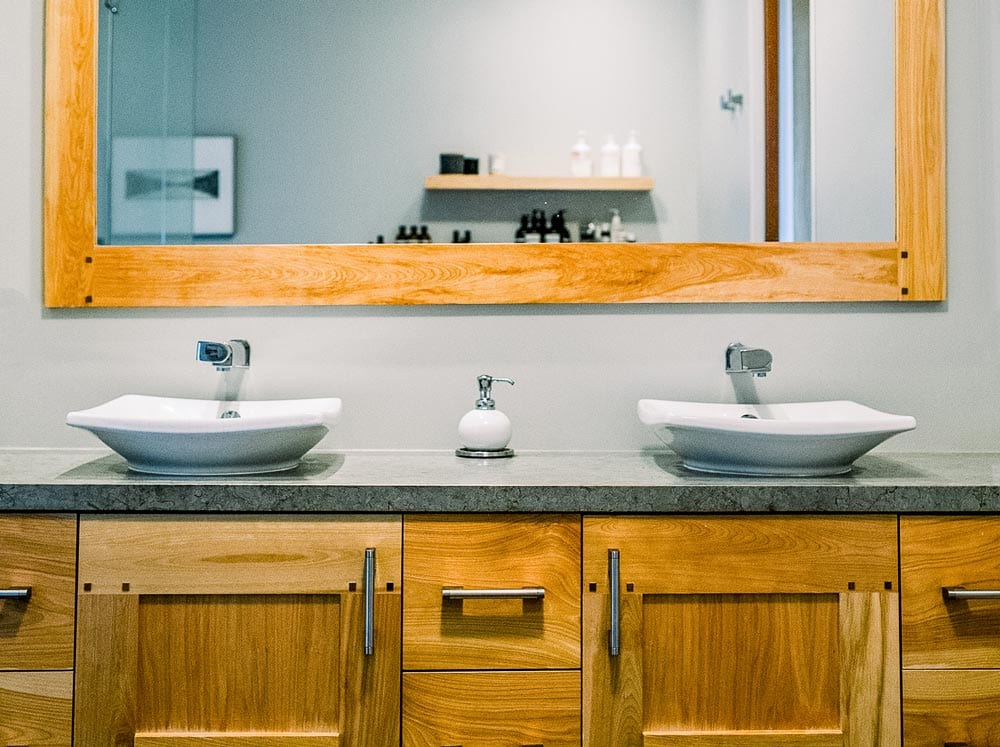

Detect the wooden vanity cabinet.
xmin=901 ymin=516 xmax=1000 ymax=746
xmin=0 ymin=513 xmax=76 ymax=747
xmin=582 ymin=515 xmax=900 ymax=746
xmin=74 ymin=514 xmax=402 ymax=746
xmin=401 ymin=514 xmax=582 ymax=746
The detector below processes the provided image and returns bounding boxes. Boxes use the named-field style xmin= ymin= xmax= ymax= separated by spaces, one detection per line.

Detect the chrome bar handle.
xmin=609 ymin=549 xmax=621 ymax=657
xmin=363 ymin=548 xmax=375 ymax=656
xmin=944 ymin=587 xmax=1000 ymax=601
xmin=0 ymin=587 xmax=31 ymax=600
xmin=441 ymin=587 xmax=545 ymax=600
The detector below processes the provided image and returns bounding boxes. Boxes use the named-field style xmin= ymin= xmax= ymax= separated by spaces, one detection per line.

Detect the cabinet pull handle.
xmin=441 ymin=587 xmax=545 ymax=600
xmin=0 ymin=587 xmax=31 ymax=600
xmin=944 ymin=587 xmax=1000 ymax=600
xmin=363 ymin=548 xmax=375 ymax=656
xmin=609 ymin=548 xmax=621 ymax=657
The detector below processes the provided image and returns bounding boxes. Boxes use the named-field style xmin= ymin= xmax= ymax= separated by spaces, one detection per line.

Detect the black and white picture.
xmin=110 ymin=136 xmax=235 ymax=237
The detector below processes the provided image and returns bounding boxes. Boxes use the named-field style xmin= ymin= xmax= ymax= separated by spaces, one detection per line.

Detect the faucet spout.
xmin=197 ymin=339 xmax=250 ymax=371
xmin=725 ymin=342 xmax=772 ymax=377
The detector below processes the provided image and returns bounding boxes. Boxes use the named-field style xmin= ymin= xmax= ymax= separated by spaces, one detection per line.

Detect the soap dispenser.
xmin=456 ymin=374 xmax=515 ymax=458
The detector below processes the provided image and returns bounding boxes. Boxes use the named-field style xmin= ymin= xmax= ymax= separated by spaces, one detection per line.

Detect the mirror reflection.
xmin=96 ymin=0 xmax=893 ymax=247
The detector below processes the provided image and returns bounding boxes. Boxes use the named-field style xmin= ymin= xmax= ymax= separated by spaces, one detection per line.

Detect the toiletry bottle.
xmin=570 ymin=131 xmax=593 ymax=177
xmin=622 ymin=130 xmax=642 ymax=177
xmin=418 ymin=225 xmax=432 ymax=243
xmin=600 ymin=134 xmax=621 ymax=177
xmin=524 ymin=210 xmax=542 ymax=243
xmin=514 ymin=214 xmax=529 ymax=242
xmin=407 ymin=225 xmax=420 ymax=243
xmin=543 ymin=213 xmax=562 ymax=244
xmin=456 ymin=374 xmax=515 ymax=456
xmin=395 ymin=225 xmax=407 ymax=243
xmin=610 ymin=208 xmax=624 ymax=242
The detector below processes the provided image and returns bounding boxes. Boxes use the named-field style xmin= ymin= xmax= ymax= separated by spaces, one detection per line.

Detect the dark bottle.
xmin=417 ymin=225 xmax=432 ymax=243
xmin=514 ymin=214 xmax=529 ymax=242
xmin=395 ymin=225 xmax=407 ymax=243
xmin=407 ymin=225 xmax=420 ymax=243
xmin=525 ymin=210 xmax=542 ymax=243
xmin=453 ymin=229 xmax=461 ymax=243
xmin=461 ymin=230 xmax=471 ymax=243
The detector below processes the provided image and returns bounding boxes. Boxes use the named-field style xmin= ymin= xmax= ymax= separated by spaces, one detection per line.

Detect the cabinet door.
xmin=0 ymin=513 xmax=76 ymax=670
xmin=583 ymin=515 xmax=900 ymax=746
xmin=403 ymin=671 xmax=580 ymax=747
xmin=903 ymin=669 xmax=1000 ymax=746
xmin=403 ymin=514 xmax=580 ymax=670
xmin=75 ymin=515 xmax=401 ymax=746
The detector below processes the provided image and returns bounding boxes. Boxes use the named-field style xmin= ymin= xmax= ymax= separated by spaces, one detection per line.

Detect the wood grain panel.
xmin=584 ymin=592 xmax=644 ymax=747
xmin=901 ymin=516 xmax=1000 ymax=668
xmin=643 ymin=732 xmax=842 ymax=746
xmin=136 ymin=594 xmax=340 ymax=733
xmin=403 ymin=514 xmax=580 ymax=670
xmin=0 ymin=670 xmax=73 ymax=746
xmin=44 ymin=0 xmax=944 ymax=307
xmin=75 ymin=593 xmax=140 ymax=745
xmin=402 ymin=670 xmax=581 ymax=747
xmin=0 ymin=513 xmax=76 ymax=670
xmin=340 ymin=592 xmax=401 ymax=747
xmin=839 ymin=592 xmax=900 ymax=745
xmin=642 ymin=594 xmax=841 ymax=733
xmin=903 ymin=669 xmax=1000 ymax=746
xmin=583 ymin=516 xmax=898 ymax=594
xmin=135 ymin=736 xmax=338 ymax=746
xmin=896 ymin=0 xmax=946 ymax=300
xmin=424 ymin=174 xmax=654 ymax=191
xmin=79 ymin=514 xmax=401 ymax=594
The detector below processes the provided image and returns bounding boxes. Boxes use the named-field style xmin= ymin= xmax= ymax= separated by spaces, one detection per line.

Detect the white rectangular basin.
xmin=638 ymin=399 xmax=916 ymax=476
xmin=67 ymin=395 xmax=342 ymax=475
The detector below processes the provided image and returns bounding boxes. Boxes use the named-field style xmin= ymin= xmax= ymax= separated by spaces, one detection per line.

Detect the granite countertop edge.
xmin=1 ymin=448 xmax=999 ymax=513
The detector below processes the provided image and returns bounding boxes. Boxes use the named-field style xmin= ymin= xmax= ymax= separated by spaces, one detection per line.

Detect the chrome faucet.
xmin=725 ymin=342 xmax=772 ymax=377
xmin=196 ymin=339 xmax=250 ymax=371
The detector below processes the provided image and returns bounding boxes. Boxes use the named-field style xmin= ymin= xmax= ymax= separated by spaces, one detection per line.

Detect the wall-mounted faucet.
xmin=196 ymin=339 xmax=250 ymax=372
xmin=725 ymin=342 xmax=772 ymax=377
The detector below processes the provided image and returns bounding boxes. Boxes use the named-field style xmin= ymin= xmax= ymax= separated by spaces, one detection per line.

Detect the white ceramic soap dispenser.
xmin=456 ymin=374 xmax=515 ymax=458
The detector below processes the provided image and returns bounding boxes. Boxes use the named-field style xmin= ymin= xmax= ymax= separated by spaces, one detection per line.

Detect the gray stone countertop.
xmin=1 ymin=448 xmax=999 ymax=513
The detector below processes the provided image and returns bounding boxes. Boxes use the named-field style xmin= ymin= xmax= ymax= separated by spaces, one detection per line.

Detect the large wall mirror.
xmin=44 ymin=0 xmax=944 ymax=307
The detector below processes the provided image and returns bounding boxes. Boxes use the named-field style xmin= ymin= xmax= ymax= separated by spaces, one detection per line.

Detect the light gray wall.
xmin=3 ymin=2 xmax=998 ymax=454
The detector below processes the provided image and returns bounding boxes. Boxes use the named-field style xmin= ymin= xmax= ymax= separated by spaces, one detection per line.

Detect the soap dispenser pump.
xmin=456 ymin=374 xmax=515 ymax=458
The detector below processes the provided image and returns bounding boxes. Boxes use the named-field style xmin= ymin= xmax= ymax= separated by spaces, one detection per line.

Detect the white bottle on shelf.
xmin=622 ymin=130 xmax=642 ymax=177
xmin=600 ymin=134 xmax=621 ymax=177
xmin=570 ymin=131 xmax=593 ymax=177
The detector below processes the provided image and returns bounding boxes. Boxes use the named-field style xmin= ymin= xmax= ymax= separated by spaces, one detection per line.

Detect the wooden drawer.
xmin=0 ymin=514 xmax=76 ymax=670
xmin=0 ymin=670 xmax=73 ymax=746
xmin=403 ymin=671 xmax=581 ymax=747
xmin=901 ymin=516 xmax=1000 ymax=668
xmin=403 ymin=514 xmax=580 ymax=670
xmin=904 ymin=669 xmax=1000 ymax=746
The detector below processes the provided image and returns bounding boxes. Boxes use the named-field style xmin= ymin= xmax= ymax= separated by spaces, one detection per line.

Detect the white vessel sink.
xmin=638 ymin=399 xmax=915 ymax=476
xmin=67 ymin=395 xmax=342 ymax=475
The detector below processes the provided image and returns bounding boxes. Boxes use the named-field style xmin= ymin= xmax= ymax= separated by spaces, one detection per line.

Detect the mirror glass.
xmin=95 ymin=0 xmax=893 ymax=248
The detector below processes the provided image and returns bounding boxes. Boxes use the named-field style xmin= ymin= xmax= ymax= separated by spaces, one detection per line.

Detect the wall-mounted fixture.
xmin=720 ymin=89 xmax=744 ymax=112
xmin=196 ymin=339 xmax=250 ymax=372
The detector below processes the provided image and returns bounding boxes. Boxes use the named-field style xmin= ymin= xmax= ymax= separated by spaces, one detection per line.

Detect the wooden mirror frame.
xmin=43 ymin=0 xmax=944 ymax=307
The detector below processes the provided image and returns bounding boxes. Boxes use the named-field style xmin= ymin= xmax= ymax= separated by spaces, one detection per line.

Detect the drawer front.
xmin=902 ymin=516 xmax=1000 ymax=668
xmin=904 ymin=669 xmax=1000 ymax=746
xmin=403 ymin=670 xmax=581 ymax=747
xmin=0 ymin=514 xmax=76 ymax=670
xmin=0 ymin=670 xmax=73 ymax=746
xmin=403 ymin=514 xmax=580 ymax=670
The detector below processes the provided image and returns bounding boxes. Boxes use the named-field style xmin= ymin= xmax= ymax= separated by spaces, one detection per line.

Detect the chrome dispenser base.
xmin=455 ymin=447 xmax=514 ymax=459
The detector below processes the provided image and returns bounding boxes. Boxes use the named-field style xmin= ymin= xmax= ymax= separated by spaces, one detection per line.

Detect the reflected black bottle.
xmin=514 ymin=214 xmax=529 ymax=243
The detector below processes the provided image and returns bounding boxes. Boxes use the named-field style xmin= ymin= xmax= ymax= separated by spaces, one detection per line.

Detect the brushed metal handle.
xmin=441 ymin=587 xmax=545 ymax=600
xmin=0 ymin=587 xmax=31 ymax=600
xmin=363 ymin=548 xmax=375 ymax=656
xmin=944 ymin=587 xmax=1000 ymax=600
xmin=609 ymin=549 xmax=621 ymax=657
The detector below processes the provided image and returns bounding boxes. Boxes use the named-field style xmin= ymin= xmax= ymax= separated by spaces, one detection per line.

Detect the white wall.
xmin=3 ymin=1 xmax=999 ymax=454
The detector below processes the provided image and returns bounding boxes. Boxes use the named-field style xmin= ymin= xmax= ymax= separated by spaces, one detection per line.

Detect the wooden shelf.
xmin=424 ymin=174 xmax=654 ymax=191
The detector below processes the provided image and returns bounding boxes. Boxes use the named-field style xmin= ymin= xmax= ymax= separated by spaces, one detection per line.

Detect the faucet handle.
xmin=197 ymin=339 xmax=250 ymax=371
xmin=725 ymin=342 xmax=772 ymax=377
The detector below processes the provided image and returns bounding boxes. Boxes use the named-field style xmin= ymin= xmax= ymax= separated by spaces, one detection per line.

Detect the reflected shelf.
xmin=424 ymin=175 xmax=655 ymax=191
